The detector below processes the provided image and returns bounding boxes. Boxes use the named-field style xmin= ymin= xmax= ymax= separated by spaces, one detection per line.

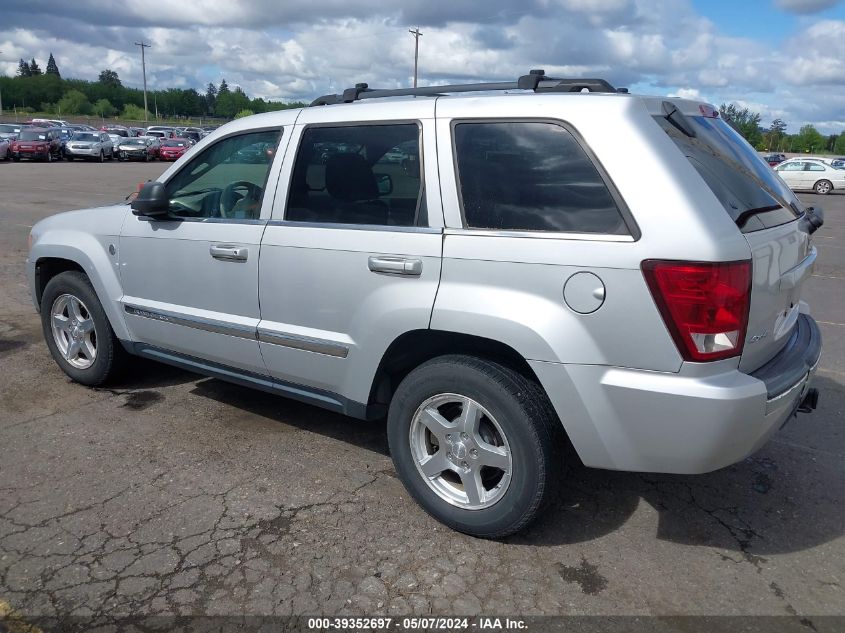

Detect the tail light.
xmin=642 ymin=260 xmax=751 ymax=362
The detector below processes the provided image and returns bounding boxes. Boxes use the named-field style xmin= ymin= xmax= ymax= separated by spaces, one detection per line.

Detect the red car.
xmin=11 ymin=127 xmax=63 ymax=162
xmin=158 ymin=139 xmax=192 ymax=161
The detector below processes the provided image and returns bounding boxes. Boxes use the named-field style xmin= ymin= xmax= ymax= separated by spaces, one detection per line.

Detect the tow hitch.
xmin=798 ymin=387 xmax=819 ymax=413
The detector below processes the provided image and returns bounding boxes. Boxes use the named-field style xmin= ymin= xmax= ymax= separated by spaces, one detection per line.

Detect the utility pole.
xmin=409 ymin=28 xmax=422 ymax=88
xmin=134 ymin=41 xmax=151 ymax=124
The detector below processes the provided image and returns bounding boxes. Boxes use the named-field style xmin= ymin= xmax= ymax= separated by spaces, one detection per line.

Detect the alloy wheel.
xmin=409 ymin=393 xmax=512 ymax=510
xmin=50 ymin=294 xmax=97 ymax=369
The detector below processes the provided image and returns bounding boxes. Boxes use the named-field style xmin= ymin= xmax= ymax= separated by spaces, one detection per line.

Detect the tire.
xmin=46 ymin=151 xmax=52 ymax=163
xmin=814 ymin=179 xmax=832 ymax=195
xmin=40 ymin=271 xmax=129 ymax=386
xmin=108 ymin=149 xmax=114 ymax=161
xmin=99 ymin=150 xmax=104 ymax=163
xmin=387 ymin=355 xmax=562 ymax=538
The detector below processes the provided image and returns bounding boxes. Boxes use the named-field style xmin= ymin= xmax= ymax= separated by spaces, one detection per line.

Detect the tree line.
xmin=1 ymin=54 xmax=305 ymax=121
xmin=718 ymin=103 xmax=845 ymax=155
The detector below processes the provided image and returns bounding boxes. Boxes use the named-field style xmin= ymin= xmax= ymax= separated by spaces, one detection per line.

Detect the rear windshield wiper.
xmin=734 ymin=205 xmax=782 ymax=229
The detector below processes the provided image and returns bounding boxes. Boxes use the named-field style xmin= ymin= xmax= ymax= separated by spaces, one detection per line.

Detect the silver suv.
xmin=26 ymin=72 xmax=823 ymax=537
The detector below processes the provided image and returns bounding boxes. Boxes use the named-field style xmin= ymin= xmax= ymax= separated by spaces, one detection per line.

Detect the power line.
xmin=409 ymin=27 xmax=422 ymax=88
xmin=134 ymin=41 xmax=151 ymax=124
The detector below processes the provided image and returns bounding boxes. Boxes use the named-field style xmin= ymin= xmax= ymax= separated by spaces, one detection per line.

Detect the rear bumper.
xmin=530 ymin=315 xmax=822 ymax=474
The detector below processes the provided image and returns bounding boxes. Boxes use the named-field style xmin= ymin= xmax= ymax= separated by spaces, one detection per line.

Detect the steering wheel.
xmin=220 ymin=180 xmax=263 ymax=218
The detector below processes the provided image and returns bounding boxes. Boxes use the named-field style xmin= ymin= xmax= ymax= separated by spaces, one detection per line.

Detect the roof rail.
xmin=309 ymin=69 xmax=624 ymax=106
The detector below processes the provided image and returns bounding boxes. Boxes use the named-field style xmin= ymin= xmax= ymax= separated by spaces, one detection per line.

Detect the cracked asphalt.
xmin=0 ymin=161 xmax=843 ymax=625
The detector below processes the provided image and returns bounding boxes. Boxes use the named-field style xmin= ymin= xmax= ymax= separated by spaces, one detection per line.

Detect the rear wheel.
xmin=46 ymin=151 xmax=53 ymax=163
xmin=40 ymin=271 xmax=128 ymax=386
xmin=387 ymin=355 xmax=562 ymax=538
xmin=814 ymin=179 xmax=832 ymax=195
xmin=98 ymin=150 xmax=104 ymax=163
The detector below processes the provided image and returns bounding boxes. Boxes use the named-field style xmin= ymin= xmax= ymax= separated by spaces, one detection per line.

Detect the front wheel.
xmin=98 ymin=150 xmax=104 ymax=163
xmin=387 ymin=355 xmax=562 ymax=538
xmin=40 ymin=271 xmax=128 ymax=386
xmin=814 ymin=179 xmax=832 ymax=195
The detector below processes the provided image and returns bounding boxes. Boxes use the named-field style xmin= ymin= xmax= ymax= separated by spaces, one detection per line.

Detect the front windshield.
xmin=0 ymin=124 xmax=21 ymax=134
xmin=162 ymin=140 xmax=189 ymax=147
xmin=124 ymin=139 xmax=146 ymax=146
xmin=19 ymin=130 xmax=47 ymax=141
xmin=72 ymin=133 xmax=99 ymax=142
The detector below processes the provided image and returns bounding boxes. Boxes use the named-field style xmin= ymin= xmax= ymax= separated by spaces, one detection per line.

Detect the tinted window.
xmin=19 ymin=131 xmax=45 ymax=141
xmin=164 ymin=130 xmax=281 ymax=220
xmin=807 ymin=163 xmax=825 ymax=171
xmin=654 ymin=115 xmax=800 ymax=232
xmin=453 ymin=121 xmax=627 ymax=234
xmin=286 ymin=124 xmax=423 ymax=227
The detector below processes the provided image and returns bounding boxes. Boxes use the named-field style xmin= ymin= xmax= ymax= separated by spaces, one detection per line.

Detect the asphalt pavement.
xmin=0 ymin=161 xmax=842 ymax=627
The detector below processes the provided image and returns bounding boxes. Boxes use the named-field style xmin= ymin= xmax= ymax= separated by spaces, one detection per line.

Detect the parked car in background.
xmin=117 ymin=136 xmax=160 ymax=161
xmin=177 ymin=127 xmax=203 ymax=143
xmin=30 ymin=118 xmax=69 ymax=127
xmin=129 ymin=127 xmax=146 ymax=137
xmin=102 ymin=126 xmax=131 ymax=138
xmin=10 ymin=127 xmax=63 ymax=161
xmin=145 ymin=126 xmax=176 ymax=139
xmin=775 ymin=158 xmax=845 ymax=194
xmin=763 ymin=153 xmax=787 ymax=166
xmin=158 ymin=138 xmax=191 ymax=161
xmin=58 ymin=127 xmax=77 ymax=157
xmin=0 ymin=138 xmax=9 ymax=160
xmin=831 ymin=157 xmax=845 ymax=169
xmin=64 ymin=131 xmax=115 ymax=162
xmin=0 ymin=123 xmax=23 ymax=141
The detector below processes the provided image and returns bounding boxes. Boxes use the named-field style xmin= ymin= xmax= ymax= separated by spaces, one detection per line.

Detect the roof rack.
xmin=309 ymin=69 xmax=626 ymax=106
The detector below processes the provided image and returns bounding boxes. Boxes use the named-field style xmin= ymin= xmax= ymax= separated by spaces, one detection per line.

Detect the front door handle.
xmin=210 ymin=244 xmax=249 ymax=262
xmin=368 ymin=256 xmax=423 ymax=276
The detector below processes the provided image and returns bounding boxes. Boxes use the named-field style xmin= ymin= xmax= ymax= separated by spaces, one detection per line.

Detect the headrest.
xmin=325 ymin=153 xmax=379 ymax=201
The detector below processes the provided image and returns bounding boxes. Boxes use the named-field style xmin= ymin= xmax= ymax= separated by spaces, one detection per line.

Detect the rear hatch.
xmin=650 ymin=99 xmax=815 ymax=372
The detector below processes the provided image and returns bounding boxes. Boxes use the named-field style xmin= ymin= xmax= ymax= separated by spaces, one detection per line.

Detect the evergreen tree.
xmin=17 ymin=59 xmax=31 ymax=77
xmin=205 ymin=82 xmax=217 ymax=114
xmin=218 ymin=78 xmax=230 ymax=94
xmin=29 ymin=58 xmax=42 ymax=76
xmin=46 ymin=53 xmax=60 ymax=78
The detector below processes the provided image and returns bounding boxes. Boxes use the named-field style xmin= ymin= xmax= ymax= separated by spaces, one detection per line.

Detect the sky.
xmin=1 ymin=0 xmax=844 ymax=133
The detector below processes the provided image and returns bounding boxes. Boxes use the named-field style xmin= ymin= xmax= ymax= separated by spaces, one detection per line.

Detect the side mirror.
xmin=131 ymin=181 xmax=170 ymax=218
xmin=375 ymin=173 xmax=393 ymax=196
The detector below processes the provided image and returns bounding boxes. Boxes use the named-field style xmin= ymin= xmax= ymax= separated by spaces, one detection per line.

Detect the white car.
xmin=774 ymin=158 xmax=845 ymax=195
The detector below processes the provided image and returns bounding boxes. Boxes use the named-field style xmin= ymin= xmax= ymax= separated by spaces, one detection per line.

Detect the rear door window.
xmin=653 ymin=114 xmax=800 ymax=232
xmin=452 ymin=121 xmax=630 ymax=235
xmin=286 ymin=123 xmax=424 ymax=227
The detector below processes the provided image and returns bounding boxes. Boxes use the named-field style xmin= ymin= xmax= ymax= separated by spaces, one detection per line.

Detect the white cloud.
xmin=1 ymin=1 xmax=845 ymax=132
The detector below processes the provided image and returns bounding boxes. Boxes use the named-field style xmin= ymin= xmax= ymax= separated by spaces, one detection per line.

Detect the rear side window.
xmin=654 ymin=114 xmax=800 ymax=232
xmin=453 ymin=121 xmax=628 ymax=235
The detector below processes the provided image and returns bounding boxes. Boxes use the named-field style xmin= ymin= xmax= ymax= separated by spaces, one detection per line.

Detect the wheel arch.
xmin=31 ymin=243 xmax=130 ymax=341
xmin=368 ymin=329 xmax=542 ymax=408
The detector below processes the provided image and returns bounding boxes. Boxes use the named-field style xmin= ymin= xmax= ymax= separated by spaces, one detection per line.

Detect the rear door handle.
xmin=210 ymin=244 xmax=249 ymax=262
xmin=368 ymin=256 xmax=423 ymax=276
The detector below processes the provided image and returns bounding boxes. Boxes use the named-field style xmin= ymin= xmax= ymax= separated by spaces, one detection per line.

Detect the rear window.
xmin=654 ymin=114 xmax=800 ymax=232
xmin=453 ymin=121 xmax=629 ymax=235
